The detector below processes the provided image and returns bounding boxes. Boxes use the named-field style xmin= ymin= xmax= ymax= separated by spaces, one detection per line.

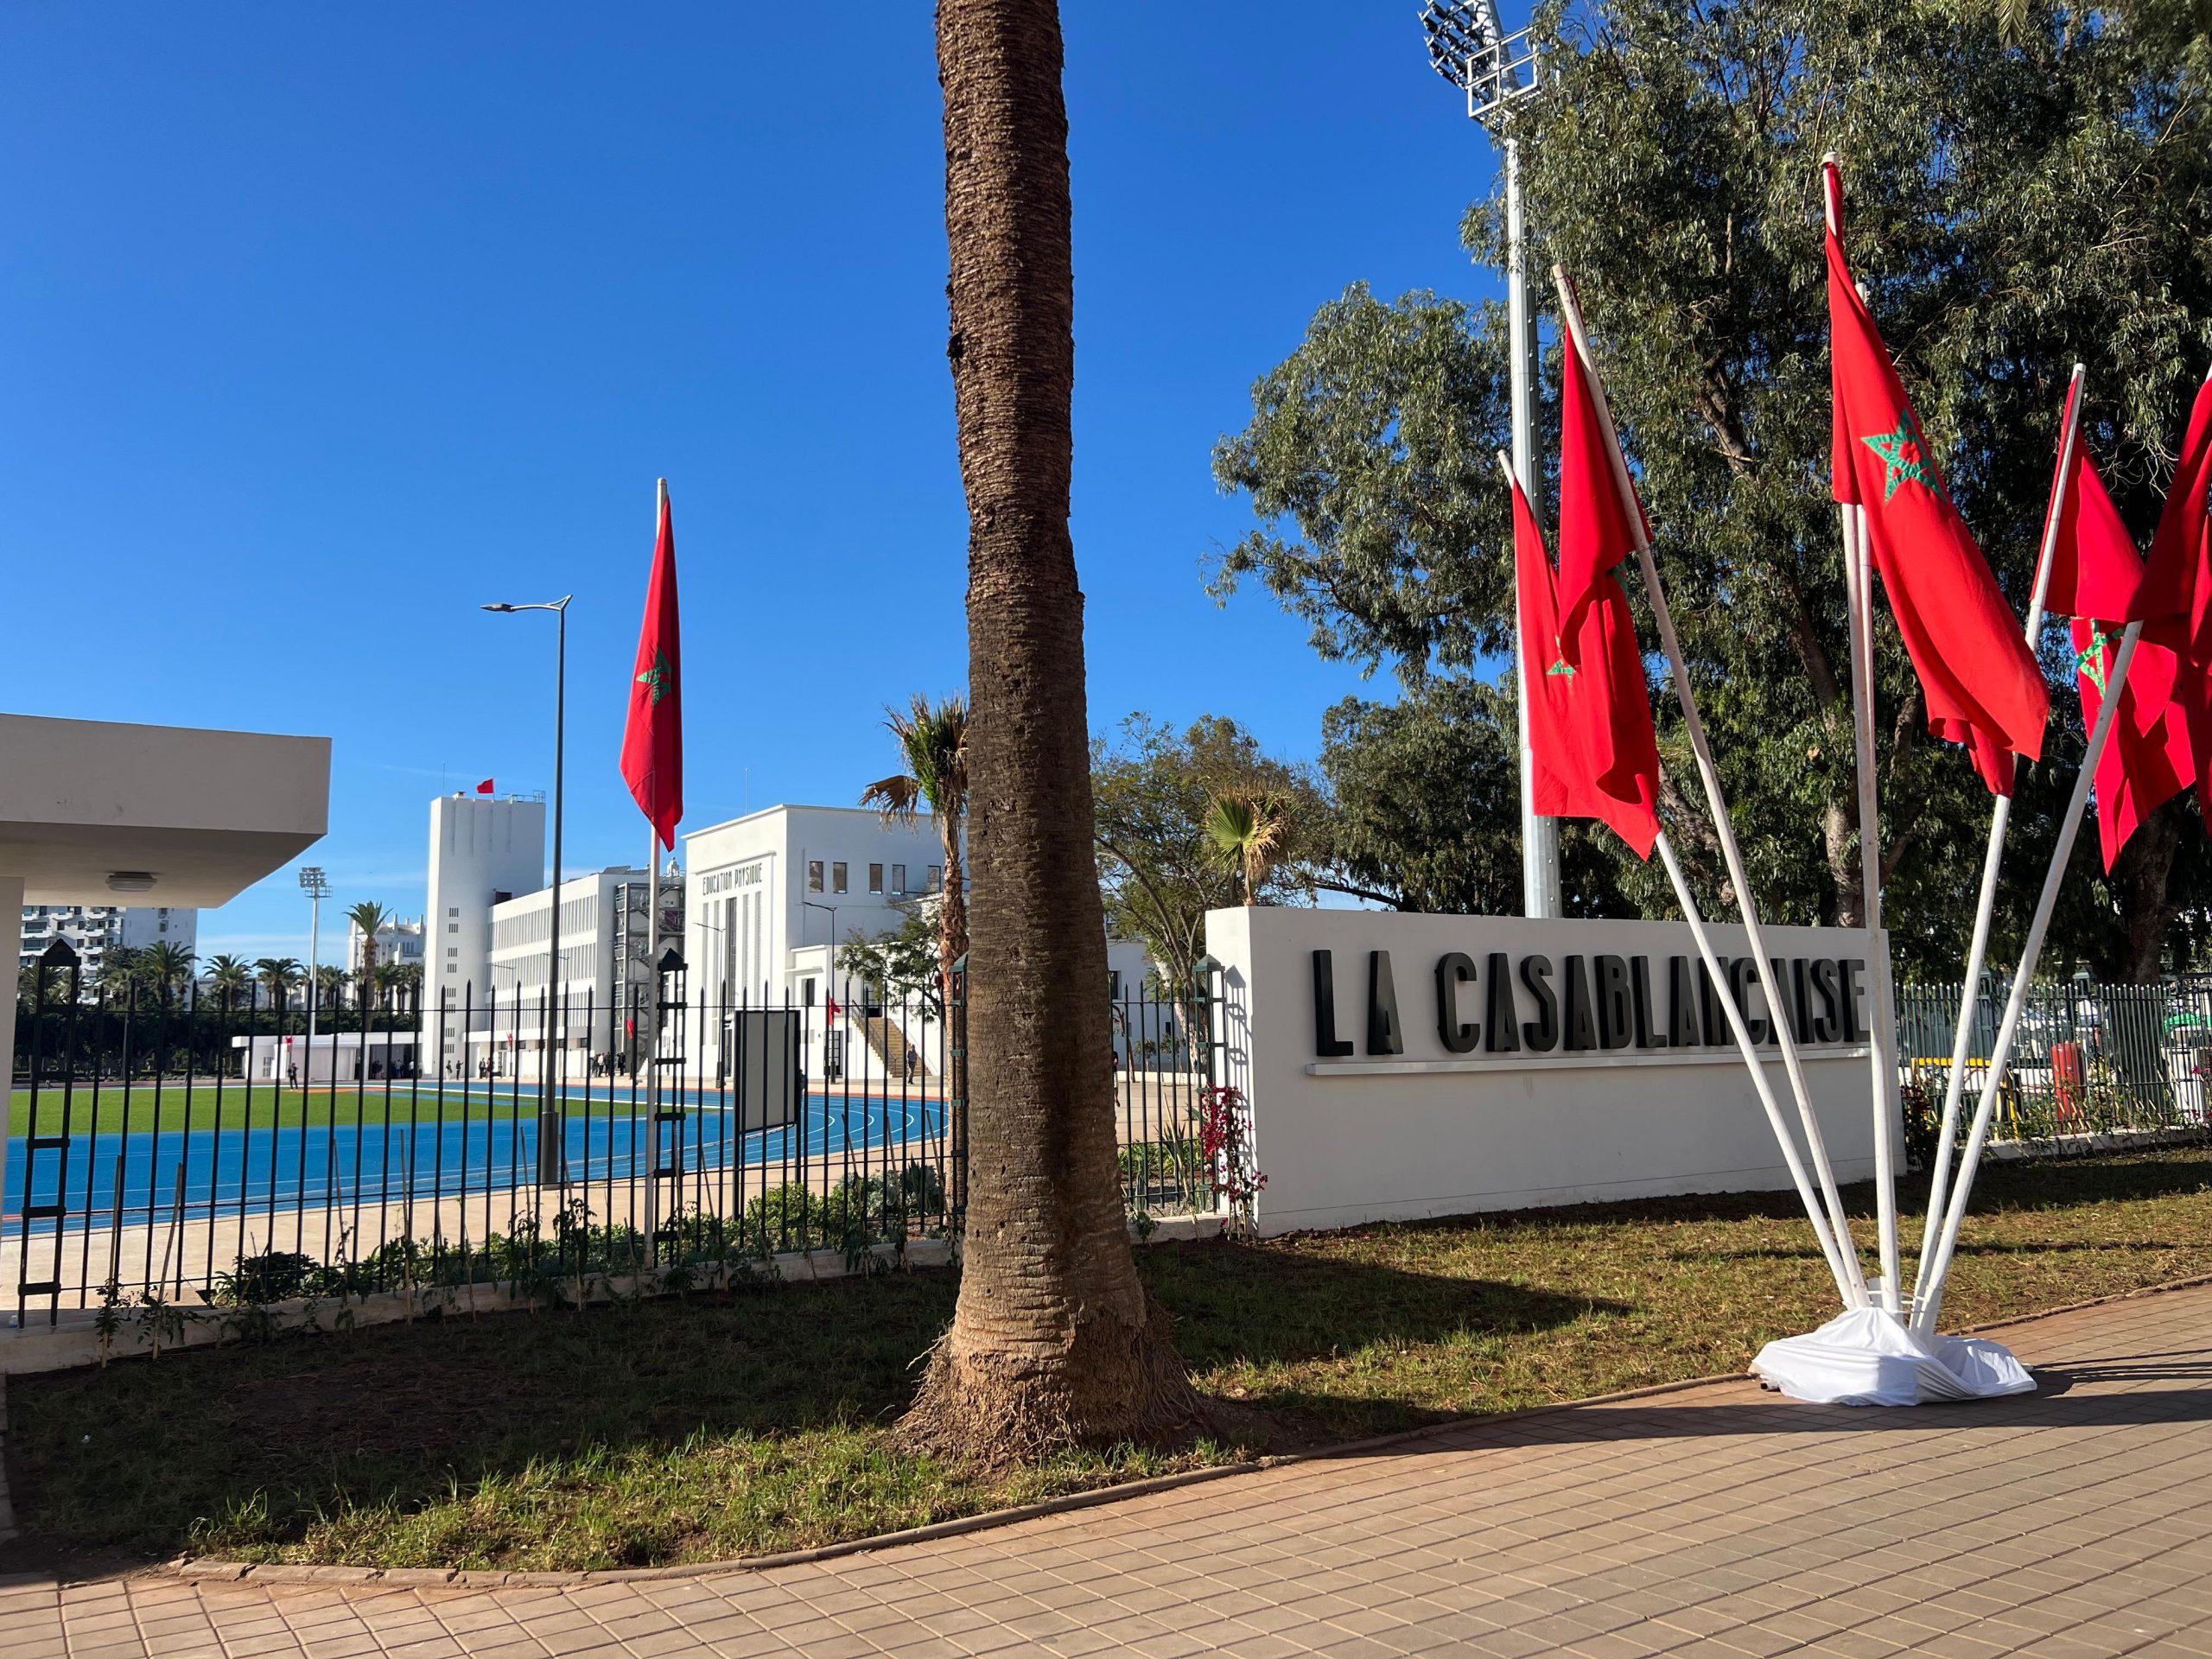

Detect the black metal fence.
xmin=7 ymin=945 xmax=1225 ymax=1322
xmin=1896 ymin=977 xmax=2212 ymax=1141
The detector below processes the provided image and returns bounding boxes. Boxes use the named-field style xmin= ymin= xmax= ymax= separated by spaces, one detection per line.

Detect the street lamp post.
xmin=483 ymin=595 xmax=572 ymax=1185
xmin=298 ymin=866 xmax=329 ymax=1090
xmin=1421 ymin=1 xmax=1558 ymax=918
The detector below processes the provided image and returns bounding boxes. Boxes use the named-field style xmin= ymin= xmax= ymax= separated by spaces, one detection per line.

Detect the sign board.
xmin=728 ymin=1008 xmax=804 ymax=1134
xmin=1205 ymin=906 xmax=1894 ymax=1236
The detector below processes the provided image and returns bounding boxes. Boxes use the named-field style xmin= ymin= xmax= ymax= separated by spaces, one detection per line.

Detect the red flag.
xmin=1512 ymin=468 xmax=1662 ymax=859
xmin=1825 ymin=162 xmax=2048 ymax=796
xmin=475 ymin=778 xmax=494 ymax=795
xmin=620 ymin=480 xmax=684 ymax=851
xmin=2042 ymin=409 xmax=2193 ymax=869
xmin=1554 ymin=327 xmax=1649 ymax=652
xmin=2134 ymin=369 xmax=2212 ymax=633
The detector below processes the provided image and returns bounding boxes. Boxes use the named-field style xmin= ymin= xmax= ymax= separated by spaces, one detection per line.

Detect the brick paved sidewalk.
xmin=7 ymin=1285 xmax=2212 ymax=1658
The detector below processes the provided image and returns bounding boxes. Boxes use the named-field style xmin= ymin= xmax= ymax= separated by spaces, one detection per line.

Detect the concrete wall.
xmin=1205 ymin=906 xmax=1897 ymax=1236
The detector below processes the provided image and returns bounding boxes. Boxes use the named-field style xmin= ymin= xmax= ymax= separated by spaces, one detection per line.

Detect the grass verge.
xmin=7 ymin=1147 xmax=2209 ymax=1573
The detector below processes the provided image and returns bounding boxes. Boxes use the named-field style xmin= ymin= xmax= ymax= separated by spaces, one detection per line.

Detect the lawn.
xmin=9 ymin=1084 xmax=696 ymax=1138
xmin=8 ymin=1148 xmax=2210 ymax=1573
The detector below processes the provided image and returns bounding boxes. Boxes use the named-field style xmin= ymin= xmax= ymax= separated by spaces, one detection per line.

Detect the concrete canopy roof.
xmin=0 ymin=714 xmax=330 ymax=907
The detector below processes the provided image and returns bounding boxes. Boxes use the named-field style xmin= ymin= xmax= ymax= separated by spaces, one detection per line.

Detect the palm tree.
xmin=313 ymin=962 xmax=348 ymax=1014
xmin=375 ymin=958 xmax=421 ymax=1014
xmin=204 ymin=953 xmax=254 ymax=1004
xmin=899 ymin=0 xmax=1198 ymax=1464
xmin=254 ymin=956 xmax=302 ymax=1013
xmin=97 ymin=945 xmax=143 ymax=1001
xmin=1203 ymin=789 xmax=1294 ymax=906
xmin=345 ymin=901 xmax=388 ymax=1019
xmin=140 ymin=940 xmax=197 ymax=1004
xmin=861 ymin=694 xmax=970 ymax=995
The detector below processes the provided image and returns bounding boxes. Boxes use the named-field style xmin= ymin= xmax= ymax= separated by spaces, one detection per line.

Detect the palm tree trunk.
xmin=938 ymin=817 xmax=968 ymax=994
xmin=900 ymin=0 xmax=1198 ymax=1463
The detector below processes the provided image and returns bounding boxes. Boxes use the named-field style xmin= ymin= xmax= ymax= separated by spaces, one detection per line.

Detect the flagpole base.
xmin=1751 ymin=1303 xmax=2035 ymax=1407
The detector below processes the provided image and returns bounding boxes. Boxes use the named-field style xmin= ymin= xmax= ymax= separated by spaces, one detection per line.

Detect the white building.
xmin=683 ymin=804 xmax=948 ymax=1082
xmin=684 ymin=804 xmax=944 ymax=1002
xmin=422 ymin=791 xmax=544 ymax=1058
xmin=17 ymin=904 xmax=197 ymax=976
xmin=480 ymin=865 xmax=645 ymax=1077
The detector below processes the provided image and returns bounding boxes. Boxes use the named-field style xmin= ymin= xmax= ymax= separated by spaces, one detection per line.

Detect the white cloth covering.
xmin=1751 ymin=1306 xmax=2036 ymax=1407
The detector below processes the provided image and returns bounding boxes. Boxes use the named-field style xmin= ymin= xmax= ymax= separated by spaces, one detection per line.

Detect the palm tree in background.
xmin=861 ymin=694 xmax=970 ymax=995
xmin=897 ymin=0 xmax=1198 ymax=1463
xmin=140 ymin=940 xmax=198 ymax=1004
xmin=254 ymin=957 xmax=302 ymax=1013
xmin=1203 ymin=790 xmax=1294 ymax=905
xmin=346 ymin=901 xmax=388 ymax=1018
xmin=375 ymin=958 xmax=421 ymax=1014
xmin=204 ymin=954 xmax=254 ymax=1004
xmin=313 ymin=963 xmax=348 ymax=1013
xmin=98 ymin=946 xmax=143 ymax=1001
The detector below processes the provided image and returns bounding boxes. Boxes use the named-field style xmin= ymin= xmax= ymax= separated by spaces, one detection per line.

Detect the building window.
xmin=448 ymin=907 xmax=460 ymax=918
xmin=926 ymin=865 xmax=943 ymax=893
xmin=801 ymin=976 xmax=816 ymax=1007
xmin=891 ymin=863 xmax=906 ymax=894
xmin=1109 ymin=969 xmax=1123 ymax=1000
xmin=447 ymin=922 xmax=459 ymax=934
xmin=868 ymin=863 xmax=885 ymax=895
xmin=832 ymin=861 xmax=849 ymax=894
xmin=447 ymin=947 xmax=458 ymax=959
xmin=808 ymin=861 xmax=823 ymax=893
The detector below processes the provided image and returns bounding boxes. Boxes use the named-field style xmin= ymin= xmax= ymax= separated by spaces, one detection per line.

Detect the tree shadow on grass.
xmin=1140 ymin=1237 xmax=1621 ymax=1375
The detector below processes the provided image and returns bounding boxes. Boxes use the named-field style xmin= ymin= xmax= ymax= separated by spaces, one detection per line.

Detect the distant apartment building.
xmin=17 ymin=904 xmax=197 ymax=976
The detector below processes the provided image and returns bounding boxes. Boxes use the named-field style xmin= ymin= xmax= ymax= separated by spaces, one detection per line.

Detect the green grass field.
xmin=7 ymin=1084 xmax=653 ymax=1138
xmin=7 ymin=1147 xmax=2209 ymax=1573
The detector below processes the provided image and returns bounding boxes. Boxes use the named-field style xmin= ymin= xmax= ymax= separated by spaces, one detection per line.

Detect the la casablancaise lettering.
xmin=1308 ymin=946 xmax=1872 ymax=1060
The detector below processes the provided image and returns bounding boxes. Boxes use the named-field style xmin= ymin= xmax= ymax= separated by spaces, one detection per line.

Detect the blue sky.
xmin=0 ymin=3 xmax=1510 ymax=964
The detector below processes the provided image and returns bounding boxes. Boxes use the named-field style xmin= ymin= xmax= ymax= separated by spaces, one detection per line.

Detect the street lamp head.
xmin=481 ymin=602 xmax=518 ymax=613
xmin=1421 ymin=0 xmax=1539 ymax=124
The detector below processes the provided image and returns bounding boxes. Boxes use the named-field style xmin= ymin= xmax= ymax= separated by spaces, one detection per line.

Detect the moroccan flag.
xmin=1554 ymin=318 xmax=1649 ymax=652
xmin=2042 ymin=398 xmax=2192 ymax=869
xmin=620 ymin=480 xmax=684 ymax=850
xmin=1825 ymin=162 xmax=2048 ymax=795
xmin=475 ymin=778 xmax=494 ymax=795
xmin=2133 ymin=367 xmax=2212 ymax=634
xmin=2131 ymin=369 xmax=2212 ymax=806
xmin=1511 ymin=465 xmax=1662 ymax=859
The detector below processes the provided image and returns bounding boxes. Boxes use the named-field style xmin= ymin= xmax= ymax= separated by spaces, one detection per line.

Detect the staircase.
xmin=862 ymin=1014 xmax=931 ymax=1083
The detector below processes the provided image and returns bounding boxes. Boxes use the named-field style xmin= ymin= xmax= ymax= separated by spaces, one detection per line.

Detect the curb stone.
xmin=141 ymin=1268 xmax=2212 ymax=1591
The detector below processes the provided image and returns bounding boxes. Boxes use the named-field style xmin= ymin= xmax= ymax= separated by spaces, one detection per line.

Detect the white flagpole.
xmin=1655 ymin=833 xmax=1859 ymax=1300
xmin=1908 ymin=367 xmax=2082 ymax=1315
xmin=1495 ymin=448 xmax=1856 ymax=1301
xmin=1825 ymin=159 xmax=1910 ymax=1313
xmin=1553 ymin=266 xmax=1870 ymax=1307
xmin=1912 ymin=620 xmax=2145 ymax=1336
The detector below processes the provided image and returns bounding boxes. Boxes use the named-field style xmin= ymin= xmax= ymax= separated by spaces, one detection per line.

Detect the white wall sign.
xmin=1205 ymin=907 xmax=1893 ymax=1236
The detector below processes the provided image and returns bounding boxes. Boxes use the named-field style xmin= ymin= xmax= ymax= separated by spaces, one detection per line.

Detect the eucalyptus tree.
xmin=1214 ymin=0 xmax=2212 ymax=978
xmin=899 ymin=0 xmax=1199 ymax=1463
xmin=860 ymin=694 xmax=970 ymax=994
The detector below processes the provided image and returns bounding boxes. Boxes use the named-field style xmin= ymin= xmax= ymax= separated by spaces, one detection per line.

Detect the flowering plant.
xmin=1197 ymin=1083 xmax=1266 ymax=1238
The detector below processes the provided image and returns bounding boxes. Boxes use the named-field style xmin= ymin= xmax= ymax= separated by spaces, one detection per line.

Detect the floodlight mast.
xmin=1421 ymin=1 xmax=1558 ymax=919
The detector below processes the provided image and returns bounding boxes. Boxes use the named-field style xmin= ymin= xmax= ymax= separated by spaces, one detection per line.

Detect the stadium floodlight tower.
xmin=1421 ymin=0 xmax=1558 ymax=918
